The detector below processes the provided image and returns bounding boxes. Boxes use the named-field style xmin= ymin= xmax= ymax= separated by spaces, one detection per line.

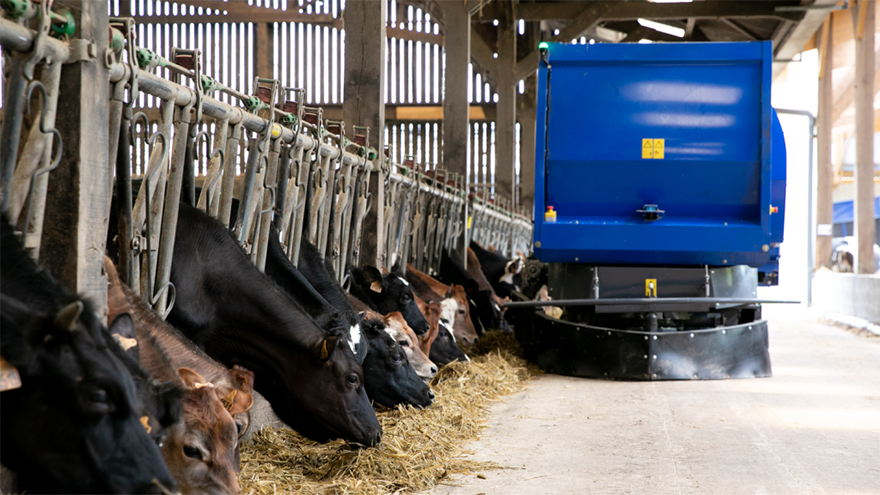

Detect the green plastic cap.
xmin=538 ymin=41 xmax=549 ymax=50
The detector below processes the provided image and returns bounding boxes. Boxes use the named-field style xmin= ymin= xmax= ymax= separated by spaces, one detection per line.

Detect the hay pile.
xmin=240 ymin=331 xmax=535 ymax=494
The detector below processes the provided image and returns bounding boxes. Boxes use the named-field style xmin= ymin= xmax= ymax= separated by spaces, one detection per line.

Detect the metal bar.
xmin=775 ymin=108 xmax=816 ymax=305
xmin=153 ymin=101 xmax=193 ymax=317
xmin=504 ymin=298 xmax=801 ymax=309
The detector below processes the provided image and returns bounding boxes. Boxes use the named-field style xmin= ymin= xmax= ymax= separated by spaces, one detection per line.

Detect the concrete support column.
xmin=852 ymin=0 xmax=876 ymax=274
xmin=816 ymin=17 xmax=833 ymax=270
xmin=344 ymin=0 xmax=386 ymax=267
xmin=495 ymin=11 xmax=517 ymax=206
xmin=441 ymin=2 xmax=471 ymax=178
xmin=41 ymin=0 xmax=111 ymax=315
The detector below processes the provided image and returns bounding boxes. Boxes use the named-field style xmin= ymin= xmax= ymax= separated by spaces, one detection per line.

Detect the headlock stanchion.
xmin=0 ymin=12 xmax=533 ymax=319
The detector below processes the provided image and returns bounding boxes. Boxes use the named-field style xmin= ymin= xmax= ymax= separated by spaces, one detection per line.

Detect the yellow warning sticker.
xmin=642 ymin=139 xmax=654 ymax=159
xmin=653 ymin=139 xmax=665 ymax=159
xmin=645 ymin=279 xmax=657 ymax=297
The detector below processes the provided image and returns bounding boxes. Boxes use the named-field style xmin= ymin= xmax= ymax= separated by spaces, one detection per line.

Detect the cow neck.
xmin=121 ymin=281 xmax=229 ymax=387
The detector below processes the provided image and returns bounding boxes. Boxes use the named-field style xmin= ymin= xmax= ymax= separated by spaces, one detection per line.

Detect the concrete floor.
xmin=431 ymin=306 xmax=880 ymax=495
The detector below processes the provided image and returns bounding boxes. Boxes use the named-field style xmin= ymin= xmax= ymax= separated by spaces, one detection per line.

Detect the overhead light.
xmin=639 ymin=39 xmax=654 ymax=44
xmin=638 ymin=18 xmax=685 ymax=38
xmin=648 ymin=0 xmax=693 ymax=3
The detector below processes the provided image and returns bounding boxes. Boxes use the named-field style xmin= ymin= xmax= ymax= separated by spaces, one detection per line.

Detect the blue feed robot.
xmin=508 ymin=41 xmax=787 ymax=380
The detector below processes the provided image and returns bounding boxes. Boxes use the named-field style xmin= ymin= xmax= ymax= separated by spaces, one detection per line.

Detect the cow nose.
xmin=430 ymin=365 xmax=438 ymax=375
xmin=428 ymin=389 xmax=435 ymax=400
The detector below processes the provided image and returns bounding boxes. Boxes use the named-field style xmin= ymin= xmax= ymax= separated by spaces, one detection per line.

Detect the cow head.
xmin=160 ymin=368 xmax=241 ymax=495
xmin=0 ymin=295 xmax=180 ymax=494
xmin=429 ymin=320 xmax=470 ymax=365
xmin=500 ymin=258 xmax=524 ymax=287
xmin=353 ymin=264 xmax=430 ymax=336
xmin=465 ymin=280 xmax=509 ymax=333
xmin=244 ymin=327 xmax=381 ymax=447
xmin=442 ymin=285 xmax=478 ymax=346
xmin=380 ymin=312 xmax=437 ymax=380
xmin=361 ymin=318 xmax=434 ymax=408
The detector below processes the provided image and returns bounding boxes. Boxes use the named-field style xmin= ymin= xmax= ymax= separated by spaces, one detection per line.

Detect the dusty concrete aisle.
xmin=431 ymin=306 xmax=880 ymax=495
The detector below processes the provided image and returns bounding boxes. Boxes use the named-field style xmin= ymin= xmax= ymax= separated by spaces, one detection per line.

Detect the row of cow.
xmin=0 ymin=197 xmax=524 ymax=494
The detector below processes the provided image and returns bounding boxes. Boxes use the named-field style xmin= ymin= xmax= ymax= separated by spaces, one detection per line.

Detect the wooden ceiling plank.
xmin=508 ymin=1 xmax=803 ymax=22
xmin=720 ymin=18 xmax=760 ymax=41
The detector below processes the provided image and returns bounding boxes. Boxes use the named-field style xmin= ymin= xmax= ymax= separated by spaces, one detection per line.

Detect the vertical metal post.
xmin=153 ymin=102 xmax=193 ymax=316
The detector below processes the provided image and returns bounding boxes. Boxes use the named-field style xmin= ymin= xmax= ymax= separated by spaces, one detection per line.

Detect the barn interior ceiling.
xmin=129 ymin=0 xmax=842 ymax=83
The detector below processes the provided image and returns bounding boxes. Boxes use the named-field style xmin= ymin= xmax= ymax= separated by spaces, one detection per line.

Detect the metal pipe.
xmin=153 ymin=102 xmax=193 ymax=317
xmin=775 ymin=108 xmax=816 ymax=306
xmin=503 ymin=297 xmax=801 ymax=308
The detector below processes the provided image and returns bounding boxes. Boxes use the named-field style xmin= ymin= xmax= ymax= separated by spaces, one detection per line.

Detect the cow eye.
xmin=347 ymin=374 xmax=359 ymax=386
xmin=89 ymin=390 xmax=108 ymax=404
xmin=391 ymin=354 xmax=403 ymax=364
xmin=183 ymin=445 xmax=202 ymax=460
xmin=458 ymin=309 xmax=466 ymax=315
xmin=397 ymin=340 xmax=409 ymax=347
xmin=236 ymin=422 xmax=244 ymax=435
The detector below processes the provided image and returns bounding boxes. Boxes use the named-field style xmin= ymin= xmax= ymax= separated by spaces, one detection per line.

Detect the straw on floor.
xmin=240 ymin=331 xmax=535 ymax=495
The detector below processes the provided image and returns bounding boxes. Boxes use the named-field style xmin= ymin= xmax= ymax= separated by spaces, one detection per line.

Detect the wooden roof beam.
xmin=720 ymin=18 xmax=760 ymax=41
xmin=487 ymin=1 xmax=804 ymax=23
xmin=512 ymin=3 xmax=612 ymax=82
xmin=685 ymin=18 xmax=696 ymax=38
xmin=831 ymin=44 xmax=880 ymax=124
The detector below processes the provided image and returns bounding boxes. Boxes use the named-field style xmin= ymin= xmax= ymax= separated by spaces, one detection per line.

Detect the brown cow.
xmin=106 ymin=259 xmax=254 ymax=495
xmin=368 ymin=311 xmax=437 ymax=379
xmin=414 ymin=295 xmax=440 ymax=356
xmin=406 ymin=264 xmax=478 ymax=346
xmin=413 ymin=294 xmax=468 ymax=364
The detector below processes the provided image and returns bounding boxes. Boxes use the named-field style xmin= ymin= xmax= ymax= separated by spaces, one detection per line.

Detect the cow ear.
xmin=361 ymin=265 xmax=382 ymax=283
xmin=444 ymin=284 xmax=455 ymax=299
xmin=314 ymin=336 xmax=340 ymax=360
xmin=230 ymin=365 xmax=255 ymax=394
xmin=178 ymin=367 xmax=211 ymax=389
xmin=54 ymin=301 xmax=84 ymax=331
xmin=216 ymin=366 xmax=256 ymax=416
xmin=108 ymin=313 xmax=139 ymax=359
xmin=391 ymin=261 xmax=403 ymax=275
xmin=362 ymin=265 xmax=383 ymax=292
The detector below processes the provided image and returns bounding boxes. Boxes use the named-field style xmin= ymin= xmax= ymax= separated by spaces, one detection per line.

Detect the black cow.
xmin=469 ymin=241 xmax=523 ymax=299
xmin=0 ymin=220 xmax=180 ymax=494
xmin=165 ymin=203 xmax=381 ymax=446
xmin=438 ymin=248 xmax=509 ymax=333
xmin=272 ymin=233 xmax=432 ymax=408
xmin=348 ymin=263 xmax=430 ymax=336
